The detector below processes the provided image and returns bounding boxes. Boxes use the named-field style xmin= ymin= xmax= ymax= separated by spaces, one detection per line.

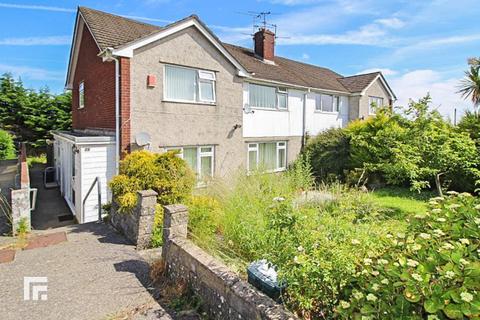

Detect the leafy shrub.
xmin=458 ymin=111 xmax=480 ymax=147
xmin=337 ymin=193 xmax=480 ymax=319
xmin=187 ymin=195 xmax=223 ymax=248
xmin=0 ymin=129 xmax=15 ymax=160
xmin=305 ymin=128 xmax=350 ymax=181
xmin=109 ymin=150 xmax=196 ymax=213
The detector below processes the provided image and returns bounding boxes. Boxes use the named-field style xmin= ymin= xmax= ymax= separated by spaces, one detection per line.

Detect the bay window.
xmin=166 ymin=146 xmax=214 ymax=179
xmin=249 ymin=83 xmax=288 ymax=110
xmin=315 ymin=93 xmax=340 ymax=113
xmin=248 ymin=141 xmax=287 ymax=172
xmin=164 ymin=65 xmax=216 ymax=103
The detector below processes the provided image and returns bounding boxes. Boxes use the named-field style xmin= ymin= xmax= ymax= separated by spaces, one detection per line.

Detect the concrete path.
xmin=0 ymin=222 xmax=172 ymax=320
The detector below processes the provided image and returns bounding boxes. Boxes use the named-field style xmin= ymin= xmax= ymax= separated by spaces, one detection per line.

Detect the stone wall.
xmin=11 ymin=143 xmax=31 ymax=234
xmin=110 ymin=190 xmax=157 ymax=249
xmin=162 ymin=204 xmax=297 ymax=320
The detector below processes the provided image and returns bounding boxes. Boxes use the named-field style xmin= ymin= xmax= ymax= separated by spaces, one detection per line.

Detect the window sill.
xmin=314 ymin=110 xmax=339 ymax=115
xmin=162 ymin=99 xmax=216 ymax=106
xmin=251 ymin=107 xmax=289 ymax=112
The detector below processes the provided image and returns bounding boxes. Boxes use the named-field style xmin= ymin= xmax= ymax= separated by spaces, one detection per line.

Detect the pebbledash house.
xmin=53 ymin=7 xmax=396 ymax=223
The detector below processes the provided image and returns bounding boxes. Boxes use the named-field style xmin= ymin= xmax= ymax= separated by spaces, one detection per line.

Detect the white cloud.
xmin=0 ymin=36 xmax=70 ymax=46
xmin=374 ymin=17 xmax=405 ymax=29
xmin=0 ymin=64 xmax=64 ymax=81
xmin=389 ymin=69 xmax=472 ymax=119
xmin=357 ymin=68 xmax=397 ymax=76
xmin=0 ymin=2 xmax=74 ymax=12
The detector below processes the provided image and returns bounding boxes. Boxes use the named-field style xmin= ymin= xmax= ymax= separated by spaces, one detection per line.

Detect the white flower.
xmin=407 ymin=259 xmax=419 ymax=267
xmin=459 ymin=238 xmax=470 ymax=245
xmin=366 ymin=293 xmax=377 ymax=302
xmin=433 ymin=229 xmax=445 ymax=236
xmin=339 ymin=300 xmax=351 ymax=309
xmin=474 ymin=204 xmax=480 ymax=210
xmin=353 ymin=290 xmax=364 ymax=300
xmin=351 ymin=239 xmax=360 ymax=245
xmin=432 ymin=209 xmax=442 ymax=214
xmin=363 ymin=258 xmax=373 ymax=266
xmin=436 ymin=217 xmax=446 ymax=222
xmin=293 ymin=256 xmax=299 ymax=264
xmin=431 ymin=197 xmax=444 ymax=201
xmin=419 ymin=233 xmax=431 ymax=240
xmin=273 ymin=196 xmax=285 ymax=202
xmin=445 ymin=271 xmax=455 ymax=279
xmin=386 ymin=234 xmax=393 ymax=238
xmin=447 ymin=204 xmax=461 ymax=210
xmin=377 ymin=259 xmax=388 ymax=265
xmin=459 ymin=258 xmax=470 ymax=265
xmin=297 ymin=245 xmax=304 ymax=252
xmin=412 ymin=273 xmax=423 ymax=281
xmin=460 ymin=292 xmax=473 ymax=303
xmin=372 ymin=284 xmax=380 ymax=291
xmin=381 ymin=278 xmax=389 ymax=285
xmin=475 ymin=218 xmax=480 ymax=224
xmin=371 ymin=271 xmax=379 ymax=276
xmin=412 ymin=243 xmax=422 ymax=251
xmin=442 ymin=243 xmax=455 ymax=250
xmin=394 ymin=262 xmax=400 ymax=267
xmin=446 ymin=191 xmax=459 ymax=196
xmin=397 ymin=233 xmax=406 ymax=239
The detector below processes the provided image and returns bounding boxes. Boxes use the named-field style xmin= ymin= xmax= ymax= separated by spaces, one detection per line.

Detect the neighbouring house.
xmin=53 ymin=6 xmax=396 ymax=223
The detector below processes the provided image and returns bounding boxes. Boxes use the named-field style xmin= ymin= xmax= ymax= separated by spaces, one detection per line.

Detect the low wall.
xmin=11 ymin=143 xmax=31 ymax=234
xmin=162 ymin=204 xmax=297 ymax=320
xmin=110 ymin=190 xmax=157 ymax=249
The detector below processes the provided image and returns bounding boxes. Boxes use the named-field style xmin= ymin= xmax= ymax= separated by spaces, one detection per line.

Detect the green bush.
xmin=337 ymin=192 xmax=480 ymax=319
xmin=109 ymin=150 xmax=196 ymax=213
xmin=0 ymin=129 xmax=15 ymax=160
xmin=305 ymin=128 xmax=350 ymax=181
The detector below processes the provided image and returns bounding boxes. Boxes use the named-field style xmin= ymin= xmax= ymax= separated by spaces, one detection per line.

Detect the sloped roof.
xmin=338 ymin=72 xmax=381 ymax=93
xmin=79 ymin=6 xmax=161 ymax=50
xmin=73 ymin=7 xmax=394 ymax=97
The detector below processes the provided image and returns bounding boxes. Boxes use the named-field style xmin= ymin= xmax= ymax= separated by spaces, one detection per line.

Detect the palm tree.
xmin=458 ymin=58 xmax=480 ymax=114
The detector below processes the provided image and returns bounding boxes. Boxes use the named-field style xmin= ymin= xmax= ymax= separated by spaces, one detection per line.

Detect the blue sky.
xmin=0 ymin=0 xmax=479 ymax=118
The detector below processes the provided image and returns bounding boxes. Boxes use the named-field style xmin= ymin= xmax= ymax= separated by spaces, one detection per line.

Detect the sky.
xmin=0 ymin=0 xmax=479 ymax=119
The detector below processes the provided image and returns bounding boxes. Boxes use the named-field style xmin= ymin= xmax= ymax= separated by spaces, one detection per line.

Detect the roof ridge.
xmin=78 ymin=6 xmax=163 ymax=30
xmin=341 ymin=71 xmax=381 ymax=79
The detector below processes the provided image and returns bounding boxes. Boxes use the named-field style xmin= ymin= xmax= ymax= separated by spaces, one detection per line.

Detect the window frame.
xmin=163 ymin=64 xmax=217 ymax=105
xmin=165 ymin=145 xmax=215 ymax=179
xmin=78 ymin=81 xmax=85 ymax=109
xmin=247 ymin=141 xmax=287 ymax=172
xmin=368 ymin=96 xmax=384 ymax=115
xmin=314 ymin=93 xmax=341 ymax=114
xmin=248 ymin=83 xmax=289 ymax=111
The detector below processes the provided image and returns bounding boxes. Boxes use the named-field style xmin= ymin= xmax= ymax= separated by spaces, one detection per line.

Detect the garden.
xmin=110 ymin=96 xmax=480 ymax=319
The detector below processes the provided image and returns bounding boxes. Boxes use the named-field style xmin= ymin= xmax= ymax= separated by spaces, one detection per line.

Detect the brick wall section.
xmin=119 ymin=57 xmax=131 ymax=157
xmin=72 ymin=24 xmax=116 ymax=130
xmin=254 ymin=28 xmax=275 ymax=61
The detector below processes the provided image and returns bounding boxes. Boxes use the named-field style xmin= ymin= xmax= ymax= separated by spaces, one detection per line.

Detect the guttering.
xmin=301 ymin=89 xmax=310 ymax=150
xmin=100 ymin=47 xmax=120 ymax=175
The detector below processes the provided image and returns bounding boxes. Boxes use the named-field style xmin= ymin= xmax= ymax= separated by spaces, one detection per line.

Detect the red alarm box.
xmin=147 ymin=75 xmax=157 ymax=87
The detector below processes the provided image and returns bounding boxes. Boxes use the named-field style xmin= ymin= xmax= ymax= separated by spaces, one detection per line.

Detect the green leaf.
xmin=425 ymin=298 xmax=443 ymax=313
xmin=443 ymin=304 xmax=464 ymax=319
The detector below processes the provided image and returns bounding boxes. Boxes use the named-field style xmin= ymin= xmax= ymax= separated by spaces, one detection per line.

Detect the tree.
xmin=458 ymin=58 xmax=480 ymax=114
xmin=0 ymin=129 xmax=15 ymax=160
xmin=0 ymin=73 xmax=72 ymax=151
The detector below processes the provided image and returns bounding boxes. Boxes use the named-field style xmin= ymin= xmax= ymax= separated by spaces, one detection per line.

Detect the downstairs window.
xmin=248 ymin=141 xmax=287 ymax=172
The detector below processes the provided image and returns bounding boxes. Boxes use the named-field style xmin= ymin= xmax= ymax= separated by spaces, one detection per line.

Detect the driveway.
xmin=0 ymin=222 xmax=172 ymax=320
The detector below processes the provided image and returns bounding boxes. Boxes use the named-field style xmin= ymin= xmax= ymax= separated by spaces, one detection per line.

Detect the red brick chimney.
xmin=254 ymin=28 xmax=275 ymax=61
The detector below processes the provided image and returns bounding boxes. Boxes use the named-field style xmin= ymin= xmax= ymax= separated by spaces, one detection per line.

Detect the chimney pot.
xmin=254 ymin=28 xmax=275 ymax=61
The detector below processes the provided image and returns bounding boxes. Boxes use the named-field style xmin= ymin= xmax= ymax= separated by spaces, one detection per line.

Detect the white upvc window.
xmin=249 ymin=83 xmax=288 ymax=110
xmin=165 ymin=145 xmax=214 ymax=180
xmin=368 ymin=96 xmax=384 ymax=114
xmin=78 ymin=81 xmax=85 ymax=109
xmin=247 ymin=141 xmax=287 ymax=172
xmin=164 ymin=65 xmax=216 ymax=104
xmin=315 ymin=93 xmax=340 ymax=113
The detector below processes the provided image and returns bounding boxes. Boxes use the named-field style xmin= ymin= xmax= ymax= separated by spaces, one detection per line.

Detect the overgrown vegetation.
xmin=0 ymin=129 xmax=15 ymax=160
xmin=109 ymin=150 xmax=195 ymax=247
xmin=0 ymin=73 xmax=71 ymax=151
xmin=305 ymin=96 xmax=480 ymax=194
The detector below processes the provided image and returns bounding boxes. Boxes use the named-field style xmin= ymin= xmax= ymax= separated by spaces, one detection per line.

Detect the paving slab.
xmin=0 ymin=222 xmax=172 ymax=320
xmin=24 ymin=231 xmax=67 ymax=250
xmin=0 ymin=248 xmax=15 ymax=263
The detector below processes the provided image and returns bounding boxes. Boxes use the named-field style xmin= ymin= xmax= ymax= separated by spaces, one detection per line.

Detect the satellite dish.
xmin=243 ymin=103 xmax=255 ymax=114
xmin=135 ymin=132 xmax=151 ymax=147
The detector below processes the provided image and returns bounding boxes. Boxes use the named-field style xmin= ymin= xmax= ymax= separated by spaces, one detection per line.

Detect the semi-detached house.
xmin=53 ymin=7 xmax=396 ymax=223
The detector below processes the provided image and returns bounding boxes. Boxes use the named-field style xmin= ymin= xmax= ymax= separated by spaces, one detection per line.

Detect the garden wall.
xmin=162 ymin=204 xmax=297 ymax=320
xmin=11 ymin=143 xmax=31 ymax=234
xmin=110 ymin=190 xmax=157 ymax=249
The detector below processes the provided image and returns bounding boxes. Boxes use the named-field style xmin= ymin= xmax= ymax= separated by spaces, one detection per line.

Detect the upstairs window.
xmin=164 ymin=65 xmax=216 ymax=104
xmin=368 ymin=96 xmax=384 ymax=114
xmin=315 ymin=94 xmax=340 ymax=113
xmin=249 ymin=83 xmax=288 ymax=110
xmin=78 ymin=81 xmax=85 ymax=109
